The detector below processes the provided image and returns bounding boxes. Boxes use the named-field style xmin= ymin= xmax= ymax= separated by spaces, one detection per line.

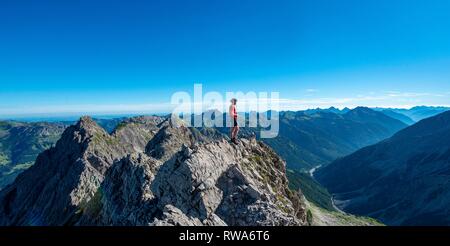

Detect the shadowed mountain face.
xmin=316 ymin=111 xmax=450 ymax=225
xmin=254 ymin=107 xmax=407 ymax=171
xmin=0 ymin=116 xmax=306 ymax=226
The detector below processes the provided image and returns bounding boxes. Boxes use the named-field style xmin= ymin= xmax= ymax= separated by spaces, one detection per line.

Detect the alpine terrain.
xmin=0 ymin=116 xmax=307 ymax=226
xmin=0 ymin=121 xmax=66 ymax=189
xmin=226 ymin=107 xmax=407 ymax=171
xmin=316 ymin=110 xmax=450 ymax=225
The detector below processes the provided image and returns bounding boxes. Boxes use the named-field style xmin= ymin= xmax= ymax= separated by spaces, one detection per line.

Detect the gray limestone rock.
xmin=0 ymin=116 xmax=306 ymax=226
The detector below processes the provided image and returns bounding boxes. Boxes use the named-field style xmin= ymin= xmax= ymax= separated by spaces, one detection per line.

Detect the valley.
xmin=0 ymin=106 xmax=448 ymax=226
xmin=316 ymin=110 xmax=450 ymax=225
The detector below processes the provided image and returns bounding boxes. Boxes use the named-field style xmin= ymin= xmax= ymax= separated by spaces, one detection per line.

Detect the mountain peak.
xmin=74 ymin=137 xmax=306 ymax=226
xmin=345 ymin=107 xmax=406 ymax=123
xmin=76 ymin=116 xmax=97 ymax=128
xmin=70 ymin=116 xmax=108 ymax=141
xmin=344 ymin=107 xmax=382 ymax=120
xmin=349 ymin=106 xmax=373 ymax=113
xmin=0 ymin=116 xmax=306 ymax=226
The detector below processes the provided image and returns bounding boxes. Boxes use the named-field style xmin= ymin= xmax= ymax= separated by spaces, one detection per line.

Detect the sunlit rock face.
xmin=0 ymin=116 xmax=306 ymax=226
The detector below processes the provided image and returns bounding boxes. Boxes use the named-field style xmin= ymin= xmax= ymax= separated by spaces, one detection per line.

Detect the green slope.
xmin=305 ymin=200 xmax=383 ymax=226
xmin=287 ymin=169 xmax=334 ymax=211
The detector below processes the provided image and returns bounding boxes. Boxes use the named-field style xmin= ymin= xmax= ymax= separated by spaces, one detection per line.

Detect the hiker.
xmin=229 ymin=98 xmax=239 ymax=144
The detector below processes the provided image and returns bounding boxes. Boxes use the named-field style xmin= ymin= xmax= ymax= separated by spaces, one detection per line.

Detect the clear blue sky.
xmin=1 ymin=0 xmax=450 ymax=117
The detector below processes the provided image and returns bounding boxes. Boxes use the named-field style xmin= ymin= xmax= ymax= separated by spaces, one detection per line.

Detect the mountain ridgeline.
xmin=390 ymin=106 xmax=450 ymax=122
xmin=0 ymin=106 xmax=445 ymax=226
xmin=0 ymin=107 xmax=413 ymax=190
xmin=257 ymin=107 xmax=407 ymax=171
xmin=0 ymin=107 xmax=410 ymax=221
xmin=316 ymin=110 xmax=450 ymax=225
xmin=0 ymin=116 xmax=307 ymax=226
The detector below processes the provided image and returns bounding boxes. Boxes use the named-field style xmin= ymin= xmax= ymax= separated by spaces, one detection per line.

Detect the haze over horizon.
xmin=1 ymin=0 xmax=450 ymax=117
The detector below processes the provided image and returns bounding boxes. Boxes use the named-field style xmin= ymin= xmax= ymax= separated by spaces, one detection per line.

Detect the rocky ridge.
xmin=0 ymin=116 xmax=306 ymax=226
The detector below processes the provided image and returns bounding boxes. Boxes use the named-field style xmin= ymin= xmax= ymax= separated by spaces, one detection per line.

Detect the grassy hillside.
xmin=286 ymin=167 xmax=383 ymax=226
xmin=305 ymin=199 xmax=383 ymax=226
xmin=287 ymin=169 xmax=334 ymax=211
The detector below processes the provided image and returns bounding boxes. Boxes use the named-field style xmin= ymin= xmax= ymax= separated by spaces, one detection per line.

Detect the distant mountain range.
xmin=376 ymin=109 xmax=415 ymax=125
xmin=258 ymin=107 xmax=407 ymax=171
xmin=316 ymin=110 xmax=450 ymax=225
xmin=373 ymin=106 xmax=450 ymax=124
xmin=303 ymin=107 xmax=350 ymax=115
xmin=309 ymin=106 xmax=450 ymax=125
xmin=390 ymin=106 xmax=450 ymax=122
xmin=0 ymin=105 xmax=448 ymax=225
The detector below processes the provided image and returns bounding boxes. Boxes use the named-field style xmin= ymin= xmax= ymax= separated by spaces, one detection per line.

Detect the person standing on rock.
xmin=229 ymin=98 xmax=239 ymax=144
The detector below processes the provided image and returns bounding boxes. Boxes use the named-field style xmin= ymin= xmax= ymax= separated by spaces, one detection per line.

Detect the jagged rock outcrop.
xmin=113 ymin=116 xmax=164 ymax=153
xmin=0 ymin=116 xmax=306 ymax=226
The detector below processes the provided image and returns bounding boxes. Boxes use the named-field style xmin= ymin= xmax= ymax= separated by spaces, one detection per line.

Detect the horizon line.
xmin=2 ymin=105 xmax=450 ymax=121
